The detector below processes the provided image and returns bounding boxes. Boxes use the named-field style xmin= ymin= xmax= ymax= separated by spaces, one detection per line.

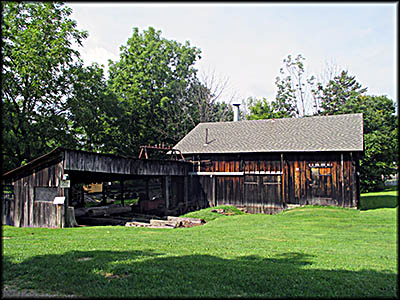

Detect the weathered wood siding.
xmin=64 ymin=150 xmax=190 ymax=176
xmin=187 ymin=153 xmax=284 ymax=213
xmin=283 ymin=152 xmax=358 ymax=207
xmin=3 ymin=149 xmax=192 ymax=227
xmin=8 ymin=158 xmax=65 ymax=228
xmin=187 ymin=152 xmax=359 ymax=212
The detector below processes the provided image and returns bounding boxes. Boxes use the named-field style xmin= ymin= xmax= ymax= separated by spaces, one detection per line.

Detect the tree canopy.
xmin=106 ymin=26 xmax=233 ymax=158
xmin=246 ymin=55 xmax=397 ymax=192
xmin=1 ymin=2 xmax=396 ymax=192
xmin=1 ymin=5 xmax=233 ymax=169
xmin=1 ymin=1 xmax=88 ymax=171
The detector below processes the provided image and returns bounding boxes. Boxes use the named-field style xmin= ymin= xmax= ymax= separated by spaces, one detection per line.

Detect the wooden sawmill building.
xmin=2 ymin=113 xmax=364 ymax=227
xmin=2 ymin=148 xmax=193 ymax=228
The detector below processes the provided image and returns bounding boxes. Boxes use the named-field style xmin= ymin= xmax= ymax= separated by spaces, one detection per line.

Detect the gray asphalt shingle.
xmin=173 ymin=113 xmax=363 ymax=154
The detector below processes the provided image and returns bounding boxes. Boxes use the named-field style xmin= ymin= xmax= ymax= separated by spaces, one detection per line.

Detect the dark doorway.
xmin=310 ymin=167 xmax=333 ymax=201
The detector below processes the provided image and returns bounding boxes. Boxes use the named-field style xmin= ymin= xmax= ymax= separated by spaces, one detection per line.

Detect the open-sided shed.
xmin=2 ymin=148 xmax=192 ymax=228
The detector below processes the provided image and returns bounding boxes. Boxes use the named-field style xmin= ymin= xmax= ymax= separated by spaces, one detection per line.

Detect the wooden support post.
xmin=341 ymin=153 xmax=345 ymax=207
xmin=164 ymin=176 xmax=170 ymax=211
xmin=63 ymin=187 xmax=70 ymax=228
xmin=183 ymin=176 xmax=188 ymax=208
xmin=101 ymin=183 xmax=107 ymax=206
xmin=120 ymin=180 xmax=125 ymax=207
xmin=212 ymin=175 xmax=216 ymax=207
xmin=281 ymin=153 xmax=285 ymax=205
xmin=145 ymin=178 xmax=149 ymax=201
xmin=80 ymin=186 xmax=85 ymax=207
xmin=57 ymin=204 xmax=62 ymax=228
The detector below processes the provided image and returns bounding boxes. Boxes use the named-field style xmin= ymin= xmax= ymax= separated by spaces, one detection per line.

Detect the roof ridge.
xmin=174 ymin=113 xmax=364 ymax=154
xmin=196 ymin=113 xmax=363 ymax=125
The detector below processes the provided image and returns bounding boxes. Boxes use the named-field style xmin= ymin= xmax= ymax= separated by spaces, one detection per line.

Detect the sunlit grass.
xmin=2 ymin=187 xmax=397 ymax=298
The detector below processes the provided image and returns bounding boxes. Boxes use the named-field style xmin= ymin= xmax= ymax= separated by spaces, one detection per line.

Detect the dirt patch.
xmin=2 ymin=284 xmax=77 ymax=298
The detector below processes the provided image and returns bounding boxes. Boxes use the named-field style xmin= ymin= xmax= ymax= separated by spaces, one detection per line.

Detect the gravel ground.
xmin=2 ymin=284 xmax=77 ymax=298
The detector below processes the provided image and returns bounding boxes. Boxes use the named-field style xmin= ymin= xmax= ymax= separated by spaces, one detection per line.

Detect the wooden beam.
xmin=189 ymin=171 xmax=244 ymax=176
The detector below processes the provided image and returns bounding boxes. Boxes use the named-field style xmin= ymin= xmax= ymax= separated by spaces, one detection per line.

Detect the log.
xmin=74 ymin=207 xmax=89 ymax=217
xmin=130 ymin=217 xmax=153 ymax=223
xmin=167 ymin=216 xmax=205 ymax=223
xmin=87 ymin=206 xmax=131 ymax=217
xmin=87 ymin=208 xmax=108 ymax=217
xmin=125 ymin=221 xmax=174 ymax=229
xmin=107 ymin=206 xmax=132 ymax=215
xmin=125 ymin=221 xmax=151 ymax=227
xmin=149 ymin=219 xmax=179 ymax=228
xmin=167 ymin=216 xmax=205 ymax=227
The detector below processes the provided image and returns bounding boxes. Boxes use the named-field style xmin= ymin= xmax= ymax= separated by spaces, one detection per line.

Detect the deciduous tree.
xmin=274 ymin=54 xmax=317 ymax=117
xmin=107 ymin=27 xmax=202 ymax=156
xmin=313 ymin=71 xmax=397 ymax=191
xmin=1 ymin=1 xmax=88 ymax=171
xmin=246 ymin=97 xmax=284 ymax=120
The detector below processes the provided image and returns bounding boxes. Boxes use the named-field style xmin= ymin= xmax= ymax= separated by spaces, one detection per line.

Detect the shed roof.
xmin=2 ymin=147 xmax=190 ymax=182
xmin=173 ymin=113 xmax=364 ymax=154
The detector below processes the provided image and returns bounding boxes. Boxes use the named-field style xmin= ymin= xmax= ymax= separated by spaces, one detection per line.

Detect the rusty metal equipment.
xmin=138 ymin=143 xmax=184 ymax=160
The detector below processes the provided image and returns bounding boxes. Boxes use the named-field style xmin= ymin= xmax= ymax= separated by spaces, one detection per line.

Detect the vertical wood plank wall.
xmin=189 ymin=152 xmax=359 ymax=211
xmin=9 ymin=159 xmax=65 ymax=228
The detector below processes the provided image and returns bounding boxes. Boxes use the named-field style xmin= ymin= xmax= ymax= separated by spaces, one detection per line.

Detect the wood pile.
xmin=167 ymin=216 xmax=205 ymax=227
xmin=211 ymin=208 xmax=235 ymax=215
xmin=73 ymin=205 xmax=205 ymax=228
xmin=125 ymin=216 xmax=205 ymax=229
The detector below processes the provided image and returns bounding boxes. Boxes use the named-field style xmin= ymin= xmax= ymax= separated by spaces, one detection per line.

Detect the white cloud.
xmin=80 ymin=47 xmax=119 ymax=72
xmin=67 ymin=3 xmax=396 ymax=103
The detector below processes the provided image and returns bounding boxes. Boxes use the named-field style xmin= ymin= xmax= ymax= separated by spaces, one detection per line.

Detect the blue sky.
xmin=68 ymin=2 xmax=397 ymax=106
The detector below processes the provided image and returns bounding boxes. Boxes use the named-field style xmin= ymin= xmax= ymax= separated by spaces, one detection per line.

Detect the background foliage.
xmin=1 ymin=2 xmax=397 ymax=192
xmin=2 ymin=2 xmax=87 ymax=170
xmin=246 ymin=56 xmax=398 ymax=192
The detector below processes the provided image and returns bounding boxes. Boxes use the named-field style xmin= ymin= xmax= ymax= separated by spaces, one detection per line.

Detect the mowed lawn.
xmin=2 ymin=187 xmax=398 ymax=298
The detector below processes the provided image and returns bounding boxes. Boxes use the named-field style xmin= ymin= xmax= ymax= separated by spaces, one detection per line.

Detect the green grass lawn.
xmin=2 ymin=187 xmax=398 ymax=298
xmin=359 ymin=185 xmax=398 ymax=210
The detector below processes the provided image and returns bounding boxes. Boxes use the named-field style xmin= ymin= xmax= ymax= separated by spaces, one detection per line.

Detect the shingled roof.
xmin=173 ymin=113 xmax=364 ymax=154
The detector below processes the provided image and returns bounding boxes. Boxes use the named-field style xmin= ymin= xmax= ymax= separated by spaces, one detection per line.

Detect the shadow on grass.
xmin=3 ymin=250 xmax=397 ymax=298
xmin=359 ymin=195 xmax=398 ymax=210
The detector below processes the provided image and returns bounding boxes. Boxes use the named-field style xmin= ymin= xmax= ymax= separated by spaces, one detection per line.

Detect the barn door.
xmin=310 ymin=167 xmax=333 ymax=201
xmin=244 ymin=175 xmax=282 ymax=210
xmin=261 ymin=175 xmax=282 ymax=207
xmin=244 ymin=175 xmax=259 ymax=206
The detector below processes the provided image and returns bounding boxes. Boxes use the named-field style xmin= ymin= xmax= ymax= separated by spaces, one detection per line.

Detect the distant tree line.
xmin=245 ymin=54 xmax=398 ymax=192
xmin=1 ymin=2 xmax=397 ymax=192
